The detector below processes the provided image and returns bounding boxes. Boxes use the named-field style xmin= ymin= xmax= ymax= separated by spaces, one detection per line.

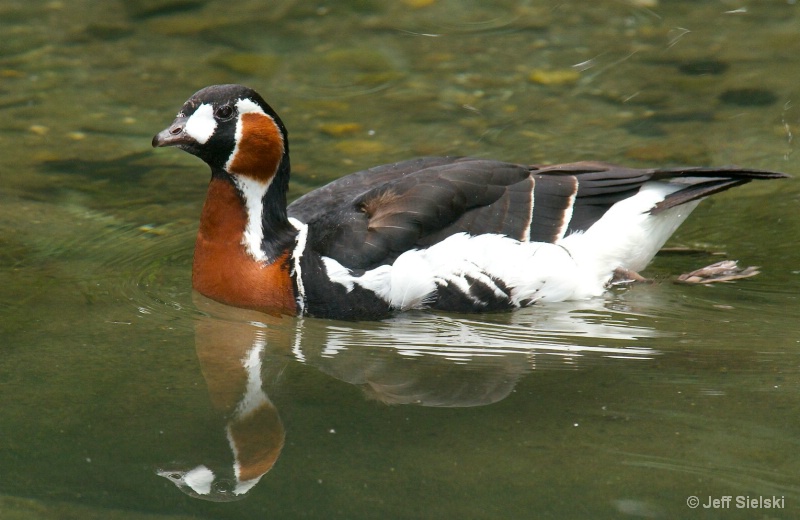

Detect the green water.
xmin=1 ymin=0 xmax=799 ymax=518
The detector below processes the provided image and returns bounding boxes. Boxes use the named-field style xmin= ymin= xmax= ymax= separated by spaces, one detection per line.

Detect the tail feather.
xmin=649 ymin=165 xmax=790 ymax=181
xmin=650 ymin=179 xmax=747 ymax=214
xmin=648 ymin=166 xmax=790 ymax=215
xmin=534 ymin=162 xmax=788 ymax=235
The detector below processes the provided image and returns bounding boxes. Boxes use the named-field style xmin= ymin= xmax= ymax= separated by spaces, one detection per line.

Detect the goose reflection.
xmin=159 ymin=295 xmax=659 ymax=500
xmin=299 ymin=305 xmax=659 ymax=407
xmin=157 ymin=303 xmax=288 ymax=502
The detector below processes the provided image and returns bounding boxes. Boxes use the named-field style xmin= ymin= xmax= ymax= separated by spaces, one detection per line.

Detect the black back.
xmin=288 ymin=157 xmax=787 ymax=271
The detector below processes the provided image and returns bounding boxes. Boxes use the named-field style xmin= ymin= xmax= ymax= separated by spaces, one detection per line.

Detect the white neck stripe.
xmin=234 ymin=176 xmax=272 ymax=262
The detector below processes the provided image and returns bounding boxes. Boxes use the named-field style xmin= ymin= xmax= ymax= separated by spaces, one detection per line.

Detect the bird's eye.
xmin=214 ymin=105 xmax=234 ymax=120
xmin=213 ymin=479 xmax=235 ymax=493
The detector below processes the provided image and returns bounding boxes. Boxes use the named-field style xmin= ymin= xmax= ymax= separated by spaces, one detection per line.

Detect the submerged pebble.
xmin=401 ymin=0 xmax=436 ymax=7
xmin=67 ymin=22 xmax=134 ymax=42
xmin=28 ymin=125 xmax=49 ymax=136
xmin=318 ymin=122 xmax=363 ymax=137
xmin=718 ymin=88 xmax=778 ymax=107
xmin=125 ymin=0 xmax=204 ymax=18
xmin=677 ymin=59 xmax=729 ymax=76
xmin=528 ymin=68 xmax=581 ymax=86
xmin=621 ymin=119 xmax=667 ymax=138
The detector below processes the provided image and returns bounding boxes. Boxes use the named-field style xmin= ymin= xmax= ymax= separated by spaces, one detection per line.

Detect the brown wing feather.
xmin=297 ymin=158 xmax=537 ymax=269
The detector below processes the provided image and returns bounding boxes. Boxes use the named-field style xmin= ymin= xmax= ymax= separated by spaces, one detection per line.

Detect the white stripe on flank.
xmin=555 ymin=178 xmax=578 ymax=240
xmin=521 ymin=178 xmax=534 ymax=242
xmin=288 ymin=217 xmax=308 ymax=315
xmin=184 ymin=103 xmax=217 ymax=144
xmin=233 ymin=175 xmax=272 ymax=262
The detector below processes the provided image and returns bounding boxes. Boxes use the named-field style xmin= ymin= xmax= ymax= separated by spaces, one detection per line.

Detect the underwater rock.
xmin=621 ymin=111 xmax=716 ymax=139
xmin=67 ymin=22 xmax=134 ymax=42
xmin=677 ymin=59 xmax=729 ymax=76
xmin=528 ymin=68 xmax=581 ymax=86
xmin=125 ymin=0 xmax=204 ymax=18
xmin=402 ymin=0 xmax=436 ymax=7
xmin=318 ymin=122 xmax=363 ymax=137
xmin=719 ymin=88 xmax=778 ymax=107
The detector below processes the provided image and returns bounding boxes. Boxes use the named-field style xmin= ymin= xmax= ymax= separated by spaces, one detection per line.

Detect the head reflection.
xmin=157 ymin=300 xmax=286 ymax=502
xmin=157 ymin=465 xmax=257 ymax=502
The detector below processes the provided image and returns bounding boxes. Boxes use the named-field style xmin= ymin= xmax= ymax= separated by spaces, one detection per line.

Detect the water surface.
xmin=1 ymin=1 xmax=799 ymax=518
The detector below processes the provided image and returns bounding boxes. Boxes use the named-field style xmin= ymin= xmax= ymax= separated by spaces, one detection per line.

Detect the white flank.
xmin=323 ymin=233 xmax=579 ymax=311
xmin=288 ymin=217 xmax=308 ymax=315
xmin=184 ymin=103 xmax=217 ymax=144
xmin=233 ymin=175 xmax=272 ymax=262
xmin=322 ymin=181 xmax=701 ymax=308
xmin=559 ymin=181 xmax=699 ymax=294
xmin=322 ymin=256 xmax=366 ymax=293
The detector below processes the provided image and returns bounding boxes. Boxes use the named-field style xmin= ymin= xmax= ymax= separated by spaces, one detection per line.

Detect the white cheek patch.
xmin=184 ymin=103 xmax=217 ymax=144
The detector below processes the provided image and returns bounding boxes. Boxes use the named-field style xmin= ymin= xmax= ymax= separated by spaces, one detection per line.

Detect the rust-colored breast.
xmin=192 ymin=178 xmax=297 ymax=316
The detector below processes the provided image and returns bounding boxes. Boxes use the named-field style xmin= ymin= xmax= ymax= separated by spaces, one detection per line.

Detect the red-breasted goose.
xmin=152 ymin=84 xmax=788 ymax=320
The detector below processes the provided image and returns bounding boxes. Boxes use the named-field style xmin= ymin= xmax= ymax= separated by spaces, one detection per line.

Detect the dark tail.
xmin=648 ymin=166 xmax=790 ymax=214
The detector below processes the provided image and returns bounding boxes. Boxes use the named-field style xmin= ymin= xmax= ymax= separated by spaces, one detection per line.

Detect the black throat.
xmin=259 ymin=154 xmax=297 ymax=260
xmin=211 ymin=155 xmax=297 ymax=262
